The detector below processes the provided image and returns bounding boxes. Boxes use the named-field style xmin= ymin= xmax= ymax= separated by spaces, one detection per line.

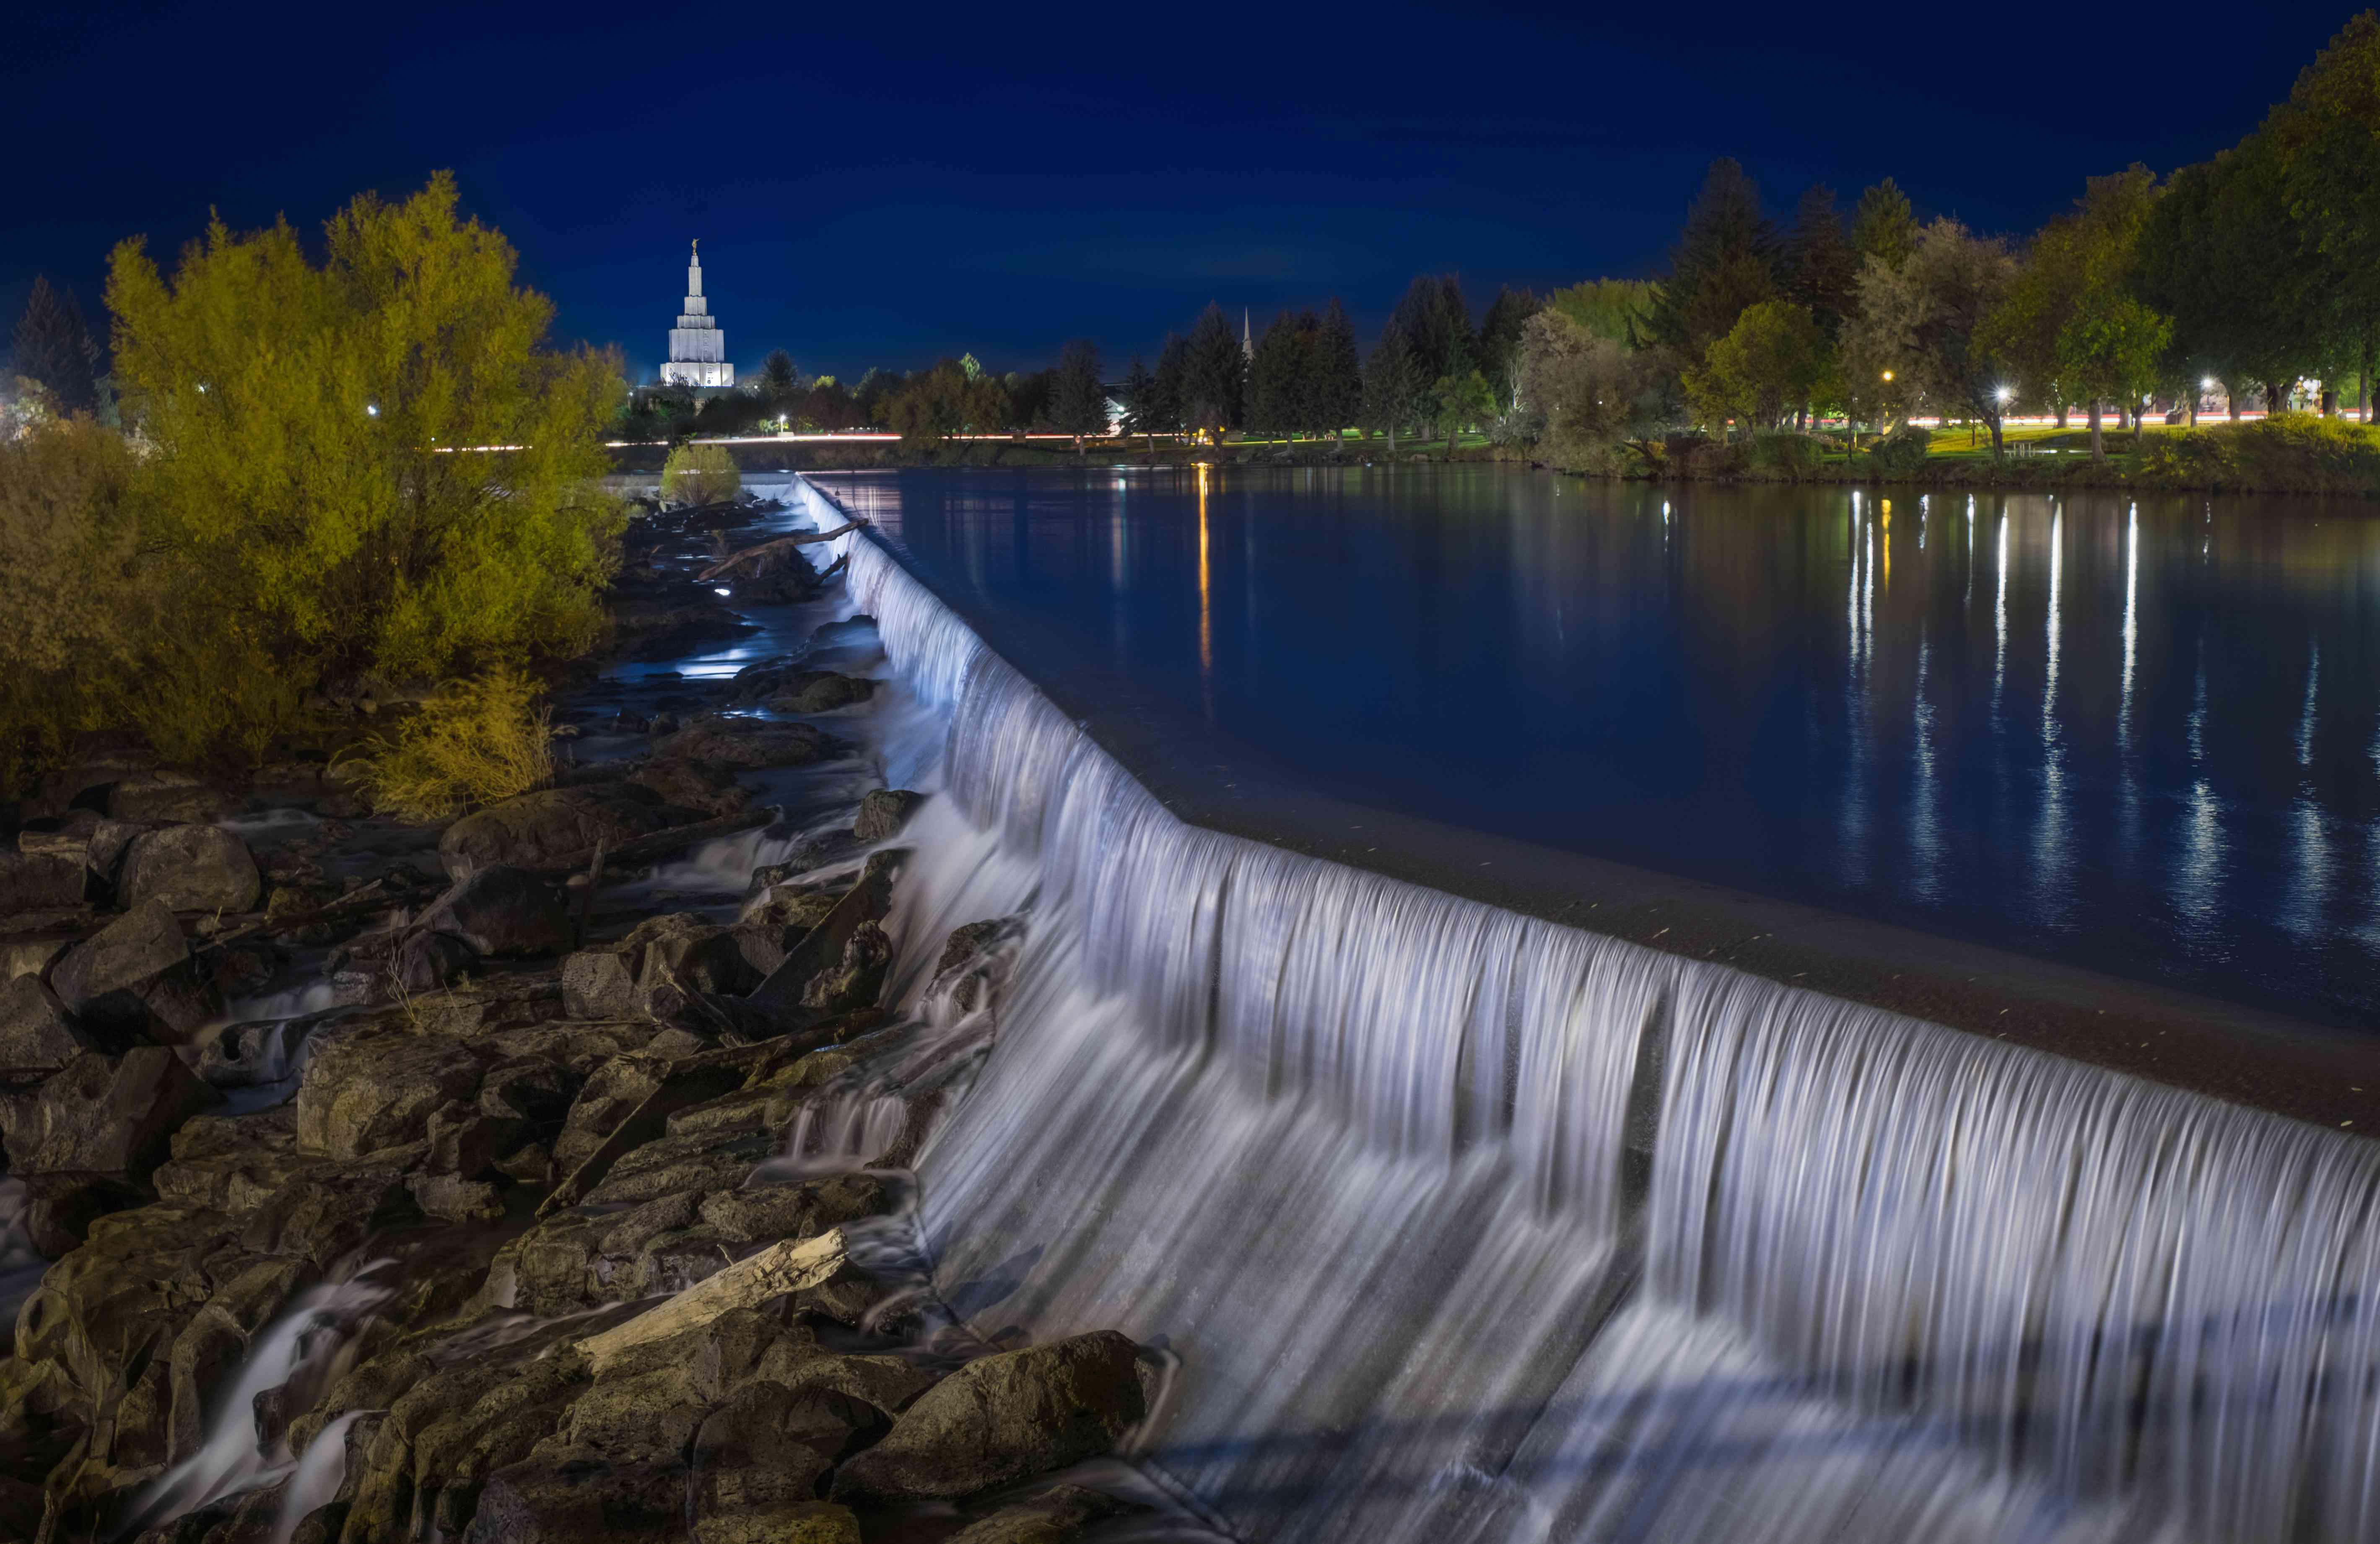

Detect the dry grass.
xmin=343 ymin=666 xmax=554 ymax=821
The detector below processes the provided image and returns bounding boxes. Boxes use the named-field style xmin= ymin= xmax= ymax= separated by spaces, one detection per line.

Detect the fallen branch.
xmin=696 ymin=519 xmax=869 ymax=581
xmin=200 ymin=875 xmax=400 ymax=952
xmin=525 ymin=807 xmax=769 ymax=878
xmin=575 ymin=1230 xmax=849 ymax=1374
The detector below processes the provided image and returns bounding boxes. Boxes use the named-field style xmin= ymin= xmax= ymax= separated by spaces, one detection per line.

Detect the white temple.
xmin=659 ymin=241 xmax=734 ymax=388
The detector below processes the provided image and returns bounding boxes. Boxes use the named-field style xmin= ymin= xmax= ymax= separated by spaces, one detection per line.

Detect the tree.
xmin=1363 ymin=319 xmax=1427 ymax=452
xmin=1852 ymin=179 xmax=1919 ymax=271
xmin=1645 ymin=158 xmax=1779 ymax=358
xmin=1049 ymin=338 xmax=1106 ymax=452
xmin=759 ymin=348 xmax=799 ymax=401
xmin=1513 ymin=309 xmax=1669 ymax=472
xmin=1149 ymin=334 xmax=1189 ymax=440
xmin=12 ymin=276 xmax=100 ymax=418
xmin=104 ymin=173 xmax=625 ymax=762
xmin=2273 ymin=12 xmax=2380 ymax=422
xmin=1477 ymin=286 xmax=1541 ymax=414
xmin=880 ymin=358 xmax=1008 ymax=449
xmin=1182 ymin=304 xmax=1243 ymax=440
xmin=1848 ymin=219 xmax=2020 ymax=451
xmin=1548 ymin=279 xmax=1656 ymax=346
xmin=1386 ymin=274 xmax=1474 ymax=391
xmin=1246 ymin=311 xmax=1313 ymax=444
xmin=1118 ymin=353 xmax=1156 ymax=449
xmin=1433 ymin=369 xmax=1497 ymax=449
xmin=1783 ymin=186 xmax=1859 ymax=337
xmin=1684 ymin=301 xmax=1830 ymax=433
xmin=1310 ymin=299 xmax=1363 ymax=444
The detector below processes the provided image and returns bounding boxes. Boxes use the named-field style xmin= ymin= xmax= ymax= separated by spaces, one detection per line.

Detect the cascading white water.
xmin=833 ymin=481 xmax=2380 ymax=1544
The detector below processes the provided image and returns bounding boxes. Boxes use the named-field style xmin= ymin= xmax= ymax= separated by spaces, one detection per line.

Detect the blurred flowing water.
xmin=835 ymin=491 xmax=2380 ymax=1544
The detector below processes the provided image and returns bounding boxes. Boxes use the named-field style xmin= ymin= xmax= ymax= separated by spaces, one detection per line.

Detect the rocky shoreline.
xmin=0 ymin=499 xmax=1161 ymax=1543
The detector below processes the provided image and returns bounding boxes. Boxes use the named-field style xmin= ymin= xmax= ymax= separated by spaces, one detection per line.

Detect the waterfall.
xmin=831 ymin=483 xmax=2380 ymax=1544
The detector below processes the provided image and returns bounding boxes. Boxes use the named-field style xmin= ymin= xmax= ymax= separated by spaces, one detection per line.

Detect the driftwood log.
xmin=576 ymin=1231 xmax=849 ymax=1373
xmin=696 ymin=519 xmax=869 ymax=581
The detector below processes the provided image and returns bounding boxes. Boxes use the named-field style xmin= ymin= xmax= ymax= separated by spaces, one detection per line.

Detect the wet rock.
xmin=562 ymin=915 xmax=782 ymax=1024
xmin=799 ymin=921 xmax=891 ymax=1016
xmin=18 ymin=1048 xmax=221 ymax=1178
xmin=739 ymin=885 xmax=842 ymax=934
xmin=933 ymin=916 xmax=1022 ymax=1014
xmin=767 ymin=672 xmax=875 ymax=715
xmin=699 ymin=1173 xmax=890 ymax=1245
xmin=296 ymin=1025 xmax=491 ymax=1159
xmin=415 ymin=867 xmax=572 ymax=957
xmin=197 ymin=1016 xmax=316 ymax=1092
xmin=693 ymin=1502 xmax=862 ymax=1544
xmin=0 ymin=851 xmax=88 ymax=916
xmin=852 ymin=789 xmax=923 ymax=842
xmin=830 ymin=1332 xmax=1146 ymax=1503
xmin=107 ymin=770 xmax=231 ymax=824
xmin=0 ymin=975 xmax=109 ymax=1072
xmin=438 ymin=786 xmax=683 ymax=876
xmin=946 ymin=1485 xmax=1140 ymax=1544
xmin=410 ymin=1172 xmax=506 ymax=1224
xmin=467 ymin=1458 xmax=686 ymax=1543
xmin=240 ymin=1167 xmax=418 ymax=1263
xmin=0 ymin=931 xmax=72 ymax=983
xmin=559 ymin=948 xmax=639 ymax=1021
xmin=50 ymin=900 xmax=222 ymax=1042
xmin=118 ymin=825 xmax=263 ymax=913
xmin=747 ymin=854 xmax=900 ymax=1020
xmin=693 ymin=1383 xmax=879 ymax=1516
xmin=625 ymin=758 xmax=750 ymax=817
xmin=394 ymin=929 xmax=480 ymax=993
xmin=153 ymin=1110 xmax=308 ymax=1213
xmin=22 ymin=1172 xmax=145 ymax=1256
xmin=652 ymin=717 xmax=841 ymax=770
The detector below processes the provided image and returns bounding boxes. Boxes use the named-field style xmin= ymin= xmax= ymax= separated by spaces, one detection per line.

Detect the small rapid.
xmin=832 ymin=480 xmax=2380 ymax=1544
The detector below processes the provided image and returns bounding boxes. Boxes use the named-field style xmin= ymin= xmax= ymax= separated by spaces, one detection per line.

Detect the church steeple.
xmin=661 ymin=239 xmax=734 ymax=388
xmin=1242 ymin=308 xmax=1253 ymax=361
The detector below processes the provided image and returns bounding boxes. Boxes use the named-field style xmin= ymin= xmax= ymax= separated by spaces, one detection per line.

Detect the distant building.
xmin=660 ymin=241 xmax=734 ymax=388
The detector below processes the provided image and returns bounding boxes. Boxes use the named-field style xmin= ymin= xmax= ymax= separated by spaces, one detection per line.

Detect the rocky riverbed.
xmin=0 ymin=496 xmax=1160 ymax=1544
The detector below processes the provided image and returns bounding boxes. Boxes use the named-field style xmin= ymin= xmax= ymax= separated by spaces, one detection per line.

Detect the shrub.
xmin=1750 ymin=432 xmax=1822 ymax=479
xmin=1869 ymin=425 xmax=1933 ymax=475
xmin=661 ymin=442 xmax=742 ymax=506
xmin=104 ymin=172 xmax=624 ymax=763
xmin=343 ymin=667 xmax=554 ymax=821
xmin=2135 ymin=413 xmax=2380 ymax=494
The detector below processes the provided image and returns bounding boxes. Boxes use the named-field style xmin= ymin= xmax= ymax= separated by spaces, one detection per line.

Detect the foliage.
xmin=1514 ymin=310 xmax=1670 ymax=472
xmin=0 ymin=418 xmax=149 ymax=791
xmin=1049 ymin=338 xmax=1106 ymax=449
xmin=1684 ymin=301 xmax=1829 ymax=432
xmin=1749 ymin=431 xmax=1822 ymax=479
xmin=1868 ymin=425 xmax=1933 ymax=475
xmin=102 ymin=171 xmax=624 ymax=765
xmin=661 ymin=442 xmax=741 ymax=505
xmin=759 ymin=348 xmax=799 ymax=399
xmin=1547 ymin=279 xmax=1655 ymax=347
xmin=2133 ymin=413 xmax=2380 ymax=493
xmin=1783 ymin=186 xmax=1858 ymax=337
xmin=1476 ymin=286 xmax=1541 ymax=411
xmin=1645 ymin=158 xmax=1778 ymax=358
xmin=1852 ymin=179 xmax=1918 ymax=270
xmin=343 ymin=666 xmax=554 ymax=821
xmin=1311 ymin=300 xmax=1364 ymax=437
xmin=1387 ymin=275 xmax=1474 ymax=389
xmin=11 ymin=276 xmax=101 ymax=417
xmin=1147 ymin=335 xmax=1189 ymax=439
xmin=1247 ymin=312 xmax=1311 ymax=441
xmin=1182 ymin=304 xmax=1244 ymax=438
xmin=1848 ymin=219 xmax=2019 ymax=448
xmin=1363 ymin=319 xmax=1427 ymax=449
xmin=1118 ymin=353 xmax=1157 ymax=442
xmin=1433 ymin=370 xmax=1497 ymax=443
xmin=882 ymin=358 xmax=1010 ymax=449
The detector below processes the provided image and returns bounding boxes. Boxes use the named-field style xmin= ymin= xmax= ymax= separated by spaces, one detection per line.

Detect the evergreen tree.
xmin=1183 ymin=304 xmax=1244 ymax=439
xmin=1477 ymin=286 xmax=1542 ymax=413
xmin=1248 ymin=311 xmax=1315 ymax=443
xmin=1311 ymin=299 xmax=1363 ymax=444
xmin=12 ymin=276 xmax=100 ymax=417
xmin=1645 ymin=158 xmax=1780 ymax=358
xmin=759 ymin=348 xmax=799 ymax=400
xmin=1386 ymin=274 xmax=1474 ymax=389
xmin=1049 ymin=338 xmax=1106 ymax=452
xmin=1118 ymin=353 xmax=1156 ymax=448
xmin=2272 ymin=12 xmax=2380 ymax=420
xmin=1853 ymin=179 xmax=1920 ymax=271
xmin=1150 ymin=333 xmax=1189 ymax=439
xmin=1783 ymin=185 xmax=1859 ymax=337
xmin=1364 ymin=318 xmax=1426 ymax=452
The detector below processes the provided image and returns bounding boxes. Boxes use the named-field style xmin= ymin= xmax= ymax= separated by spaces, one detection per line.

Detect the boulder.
xmin=766 ymin=672 xmax=875 ymax=715
xmin=0 ymin=933 xmax=70 ymax=983
xmin=830 ymin=1332 xmax=1145 ymax=1503
xmin=416 ymin=867 xmax=572 ymax=957
xmin=651 ymin=718 xmax=840 ymax=770
xmin=0 ymin=851 xmax=87 ymax=916
xmin=692 ymin=1383 xmax=878 ymax=1516
xmin=0 ymin=975 xmax=109 ymax=1073
xmin=945 ymin=1486 xmax=1139 ymax=1544
xmin=16 ymin=1048 xmax=222 ymax=1178
xmin=694 ymin=1502 xmax=861 ymax=1544
xmin=467 ymin=1458 xmax=687 ymax=1543
xmin=107 ymin=770 xmax=230 ymax=823
xmin=852 ymin=789 xmax=924 ymax=842
xmin=295 ymin=1025 xmax=491 ymax=1159
xmin=798 ymin=922 xmax=891 ymax=1016
xmin=738 ymin=885 xmax=842 ymax=934
xmin=21 ymin=1172 xmax=146 ymax=1256
xmin=625 ymin=758 xmax=750 ymax=817
xmin=117 ymin=824 xmax=263 ymax=913
xmin=394 ymin=929 xmax=480 ymax=993
xmin=559 ymin=949 xmax=639 ymax=1021
xmin=49 ymin=899 xmax=222 ymax=1041
xmin=438 ymin=786 xmax=684 ymax=875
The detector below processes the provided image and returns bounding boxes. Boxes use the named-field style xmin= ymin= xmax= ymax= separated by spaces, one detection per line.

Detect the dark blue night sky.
xmin=2 ymin=1 xmax=2354 ymax=380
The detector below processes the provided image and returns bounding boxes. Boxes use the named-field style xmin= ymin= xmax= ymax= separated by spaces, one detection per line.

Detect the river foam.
xmin=828 ymin=476 xmax=2380 ymax=1544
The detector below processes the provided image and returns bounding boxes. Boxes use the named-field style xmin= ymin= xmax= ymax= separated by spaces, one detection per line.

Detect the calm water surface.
xmin=826 ymin=465 xmax=2380 ymax=1028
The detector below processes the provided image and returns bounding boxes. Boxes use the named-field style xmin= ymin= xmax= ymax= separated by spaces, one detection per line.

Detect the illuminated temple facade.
xmin=660 ymin=241 xmax=734 ymax=388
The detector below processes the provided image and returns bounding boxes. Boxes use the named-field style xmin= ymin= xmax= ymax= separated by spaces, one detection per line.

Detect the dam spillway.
xmin=805 ymin=474 xmax=2380 ymax=1544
